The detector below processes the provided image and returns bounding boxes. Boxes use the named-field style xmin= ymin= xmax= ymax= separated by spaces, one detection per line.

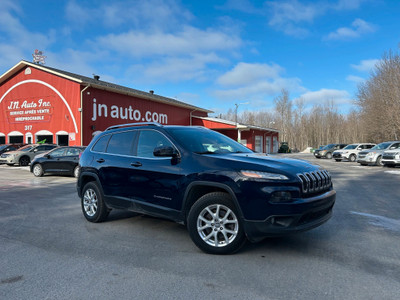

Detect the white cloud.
xmin=214 ymin=62 xmax=304 ymax=101
xmin=266 ymin=0 xmax=320 ymax=37
xmin=351 ymin=59 xmax=379 ymax=72
xmin=298 ymin=89 xmax=351 ymax=105
xmin=325 ymin=18 xmax=376 ymax=40
xmin=65 ymin=0 xmax=193 ymax=30
xmin=217 ymin=62 xmax=284 ymax=86
xmin=94 ymin=26 xmax=242 ymax=57
xmin=346 ymin=75 xmax=365 ymax=83
xmin=128 ymin=53 xmax=226 ymax=83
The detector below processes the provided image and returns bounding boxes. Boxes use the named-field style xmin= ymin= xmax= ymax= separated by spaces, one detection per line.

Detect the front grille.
xmin=297 ymin=170 xmax=332 ymax=196
xmin=358 ymin=151 xmax=368 ymax=159
xmin=383 ymin=153 xmax=395 ymax=159
xmin=333 ymin=153 xmax=341 ymax=158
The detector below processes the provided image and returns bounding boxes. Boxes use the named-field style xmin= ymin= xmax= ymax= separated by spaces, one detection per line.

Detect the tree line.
xmin=221 ymin=48 xmax=400 ymax=152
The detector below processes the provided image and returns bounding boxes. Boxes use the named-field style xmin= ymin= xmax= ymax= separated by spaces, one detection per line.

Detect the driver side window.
xmin=137 ymin=130 xmax=174 ymax=158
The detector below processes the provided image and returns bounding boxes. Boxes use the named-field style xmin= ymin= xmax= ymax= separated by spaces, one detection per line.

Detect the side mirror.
xmin=153 ymin=146 xmax=179 ymax=158
xmin=44 ymin=154 xmax=51 ymax=158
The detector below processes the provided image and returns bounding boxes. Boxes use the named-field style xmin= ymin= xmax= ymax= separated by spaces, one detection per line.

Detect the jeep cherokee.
xmin=77 ymin=123 xmax=336 ymax=254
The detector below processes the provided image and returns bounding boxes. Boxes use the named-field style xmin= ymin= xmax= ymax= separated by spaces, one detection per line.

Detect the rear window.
xmin=92 ymin=135 xmax=111 ymax=153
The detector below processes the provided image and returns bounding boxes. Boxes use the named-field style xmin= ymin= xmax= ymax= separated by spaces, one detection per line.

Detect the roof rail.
xmin=106 ymin=122 xmax=162 ymax=131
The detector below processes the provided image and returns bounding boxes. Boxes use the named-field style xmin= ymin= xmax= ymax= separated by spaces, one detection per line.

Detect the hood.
xmin=360 ymin=148 xmax=386 ymax=154
xmin=202 ymin=153 xmax=321 ymax=176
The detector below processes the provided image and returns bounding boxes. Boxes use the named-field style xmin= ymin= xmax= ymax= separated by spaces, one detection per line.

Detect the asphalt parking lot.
xmin=1 ymin=154 xmax=400 ymax=299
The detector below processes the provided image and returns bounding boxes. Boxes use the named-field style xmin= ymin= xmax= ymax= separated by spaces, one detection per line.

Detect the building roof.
xmin=193 ymin=116 xmax=279 ymax=132
xmin=0 ymin=60 xmax=212 ymax=113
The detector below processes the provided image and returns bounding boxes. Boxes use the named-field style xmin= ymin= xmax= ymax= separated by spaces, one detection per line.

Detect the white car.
xmin=381 ymin=145 xmax=400 ymax=167
xmin=332 ymin=143 xmax=375 ymax=162
xmin=357 ymin=141 xmax=400 ymax=166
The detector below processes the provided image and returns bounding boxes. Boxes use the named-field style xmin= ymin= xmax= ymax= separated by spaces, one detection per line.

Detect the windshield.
xmin=322 ymin=144 xmax=335 ymax=150
xmin=0 ymin=145 xmax=7 ymax=151
xmin=17 ymin=145 xmax=34 ymax=152
xmin=371 ymin=142 xmax=391 ymax=150
xmin=343 ymin=144 xmax=357 ymax=150
xmin=167 ymin=127 xmax=253 ymax=154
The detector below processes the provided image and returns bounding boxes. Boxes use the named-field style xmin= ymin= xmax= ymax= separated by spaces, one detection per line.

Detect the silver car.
xmin=357 ymin=141 xmax=400 ymax=166
xmin=0 ymin=144 xmax=58 ymax=166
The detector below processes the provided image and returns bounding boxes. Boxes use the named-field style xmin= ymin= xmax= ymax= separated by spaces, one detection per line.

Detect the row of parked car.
xmin=0 ymin=143 xmax=86 ymax=177
xmin=313 ymin=141 xmax=400 ymax=167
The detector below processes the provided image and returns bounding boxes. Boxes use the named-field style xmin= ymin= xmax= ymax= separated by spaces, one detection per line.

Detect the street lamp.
xmin=235 ymin=102 xmax=249 ymax=126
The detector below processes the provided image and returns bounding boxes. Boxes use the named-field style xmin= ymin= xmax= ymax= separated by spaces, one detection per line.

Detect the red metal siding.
xmin=0 ymin=66 xmax=82 ymax=145
xmin=81 ymin=88 xmax=207 ymax=145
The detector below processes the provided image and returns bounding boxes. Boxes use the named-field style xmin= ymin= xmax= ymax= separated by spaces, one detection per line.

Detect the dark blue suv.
xmin=77 ymin=123 xmax=336 ymax=254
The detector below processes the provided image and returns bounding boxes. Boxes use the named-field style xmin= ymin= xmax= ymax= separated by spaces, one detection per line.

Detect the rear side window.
xmin=92 ymin=135 xmax=111 ymax=153
xmin=65 ymin=148 xmax=81 ymax=156
xmin=106 ymin=131 xmax=136 ymax=156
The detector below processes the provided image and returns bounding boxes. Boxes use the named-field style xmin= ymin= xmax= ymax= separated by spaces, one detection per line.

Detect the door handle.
xmin=96 ymin=158 xmax=105 ymax=163
xmin=131 ymin=162 xmax=142 ymax=167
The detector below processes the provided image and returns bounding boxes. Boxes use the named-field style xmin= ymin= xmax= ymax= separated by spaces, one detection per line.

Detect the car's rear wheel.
xmin=19 ymin=156 xmax=30 ymax=166
xmin=81 ymin=182 xmax=109 ymax=222
xmin=187 ymin=192 xmax=246 ymax=254
xmin=349 ymin=154 xmax=356 ymax=162
xmin=32 ymin=164 xmax=44 ymax=177
xmin=73 ymin=166 xmax=80 ymax=178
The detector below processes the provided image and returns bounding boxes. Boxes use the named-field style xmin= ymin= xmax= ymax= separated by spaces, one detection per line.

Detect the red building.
xmin=0 ymin=60 xmax=279 ymax=153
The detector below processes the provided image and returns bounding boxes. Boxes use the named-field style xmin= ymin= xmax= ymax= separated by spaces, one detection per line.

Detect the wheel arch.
xmin=182 ymin=181 xmax=244 ymax=224
xmin=77 ymin=172 xmax=104 ymax=198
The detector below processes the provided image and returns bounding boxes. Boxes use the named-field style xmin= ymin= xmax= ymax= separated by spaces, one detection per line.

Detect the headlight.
xmin=241 ymin=170 xmax=289 ymax=180
xmin=342 ymin=151 xmax=348 ymax=154
xmin=366 ymin=152 xmax=375 ymax=157
xmin=321 ymin=150 xmax=327 ymax=154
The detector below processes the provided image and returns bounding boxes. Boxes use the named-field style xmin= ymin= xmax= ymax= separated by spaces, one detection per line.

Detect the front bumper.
xmin=356 ymin=156 xmax=377 ymax=165
xmin=0 ymin=156 xmax=16 ymax=164
xmin=381 ymin=159 xmax=400 ymax=166
xmin=242 ymin=190 xmax=336 ymax=242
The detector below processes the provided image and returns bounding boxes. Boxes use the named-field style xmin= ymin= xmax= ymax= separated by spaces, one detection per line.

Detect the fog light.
xmin=270 ymin=191 xmax=292 ymax=203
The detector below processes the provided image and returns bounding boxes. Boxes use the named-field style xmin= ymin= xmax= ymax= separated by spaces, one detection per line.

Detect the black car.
xmin=30 ymin=146 xmax=86 ymax=177
xmin=77 ymin=123 xmax=336 ymax=254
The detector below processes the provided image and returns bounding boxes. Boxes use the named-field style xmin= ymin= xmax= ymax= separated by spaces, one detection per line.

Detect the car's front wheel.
xmin=376 ymin=156 xmax=383 ymax=166
xmin=349 ymin=154 xmax=356 ymax=162
xmin=81 ymin=182 xmax=109 ymax=223
xmin=187 ymin=192 xmax=246 ymax=254
xmin=326 ymin=152 xmax=332 ymax=159
xmin=32 ymin=164 xmax=44 ymax=177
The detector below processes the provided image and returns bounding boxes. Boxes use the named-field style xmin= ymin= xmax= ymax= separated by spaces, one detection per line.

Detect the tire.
xmin=32 ymin=164 xmax=44 ymax=177
xmin=73 ymin=165 xmax=80 ymax=178
xmin=326 ymin=152 xmax=332 ymax=159
xmin=81 ymin=182 xmax=109 ymax=223
xmin=187 ymin=192 xmax=246 ymax=255
xmin=375 ymin=156 xmax=383 ymax=166
xmin=19 ymin=156 xmax=30 ymax=166
xmin=349 ymin=154 xmax=356 ymax=162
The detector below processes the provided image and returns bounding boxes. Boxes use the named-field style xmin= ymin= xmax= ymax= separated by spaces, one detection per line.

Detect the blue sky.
xmin=1 ymin=0 xmax=399 ymax=116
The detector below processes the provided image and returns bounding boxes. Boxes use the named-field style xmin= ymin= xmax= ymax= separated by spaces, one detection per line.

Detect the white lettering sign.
xmin=91 ymin=98 xmax=168 ymax=124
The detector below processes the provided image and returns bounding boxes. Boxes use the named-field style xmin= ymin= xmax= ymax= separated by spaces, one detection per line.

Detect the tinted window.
xmin=137 ymin=130 xmax=174 ymax=158
xmin=65 ymin=148 xmax=81 ymax=156
xmin=50 ymin=148 xmax=66 ymax=157
xmin=92 ymin=135 xmax=111 ymax=153
xmin=107 ymin=131 xmax=136 ymax=156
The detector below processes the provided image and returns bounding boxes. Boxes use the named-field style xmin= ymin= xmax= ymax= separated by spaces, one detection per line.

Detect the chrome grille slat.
xmin=297 ymin=170 xmax=332 ymax=195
